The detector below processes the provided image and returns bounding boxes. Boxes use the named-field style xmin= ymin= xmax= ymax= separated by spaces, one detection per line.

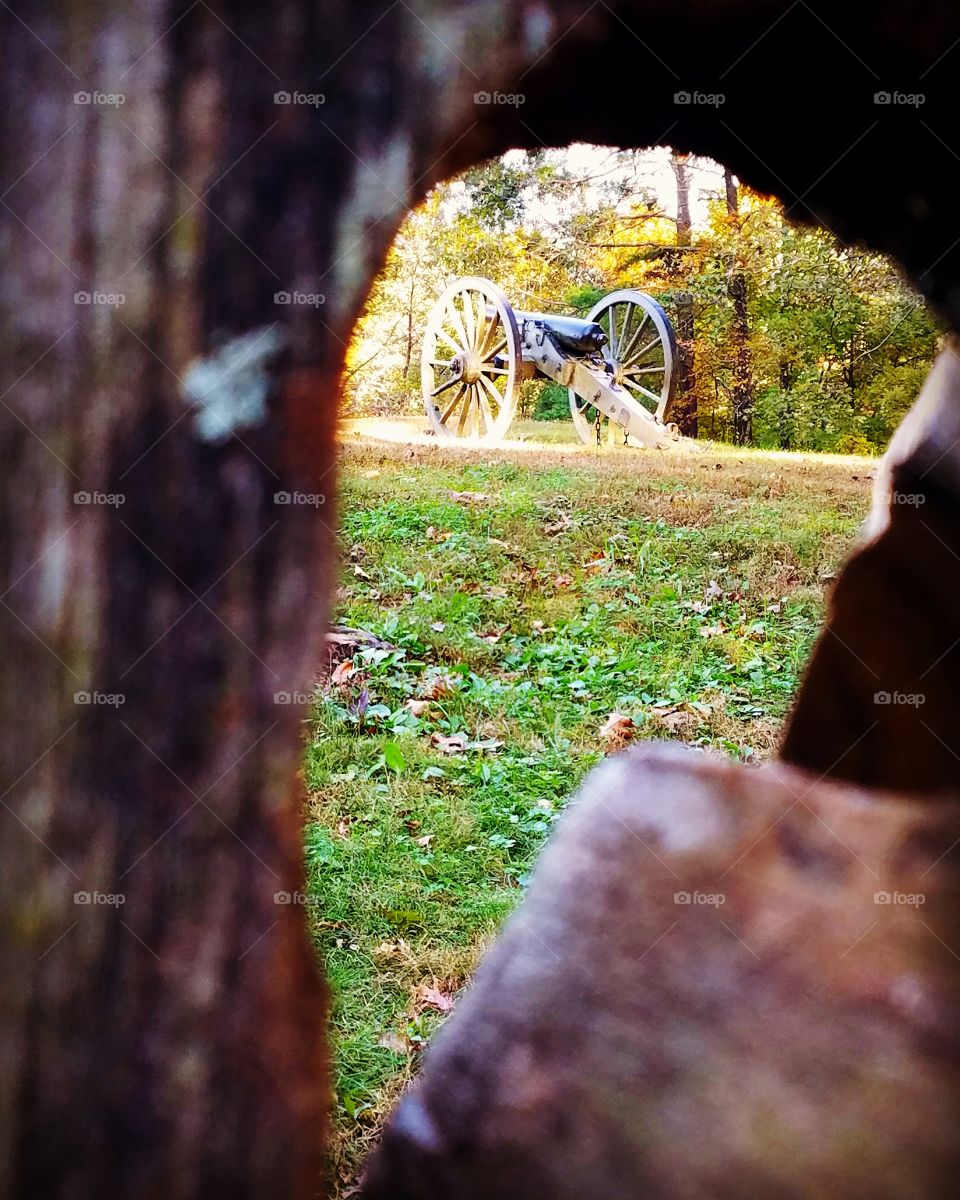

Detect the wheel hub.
xmin=452 ymin=349 xmax=481 ymax=383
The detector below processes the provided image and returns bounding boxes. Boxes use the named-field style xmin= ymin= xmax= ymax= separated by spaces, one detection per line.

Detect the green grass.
xmin=304 ymin=431 xmax=872 ymax=1189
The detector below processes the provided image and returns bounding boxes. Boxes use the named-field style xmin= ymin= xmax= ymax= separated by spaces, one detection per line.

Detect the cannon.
xmin=420 ymin=276 xmax=679 ymax=447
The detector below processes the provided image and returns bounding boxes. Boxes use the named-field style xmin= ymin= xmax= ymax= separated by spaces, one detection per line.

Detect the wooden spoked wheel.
xmin=569 ymin=289 xmax=677 ymax=445
xmin=421 ymin=277 xmax=521 ymax=443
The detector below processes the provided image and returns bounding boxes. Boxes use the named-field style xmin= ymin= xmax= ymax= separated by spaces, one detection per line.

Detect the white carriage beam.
xmin=519 ymin=322 xmax=671 ymax=449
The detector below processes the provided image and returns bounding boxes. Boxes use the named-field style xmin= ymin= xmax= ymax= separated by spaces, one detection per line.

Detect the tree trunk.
xmin=778 ymin=359 xmax=795 ymax=448
xmin=725 ymin=167 xmax=753 ymax=446
xmin=668 ymin=153 xmax=697 ymax=437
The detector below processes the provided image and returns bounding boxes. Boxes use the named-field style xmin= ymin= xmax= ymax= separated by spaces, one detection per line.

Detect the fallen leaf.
xmin=404 ymin=699 xmax=431 ymax=717
xmin=430 ymin=732 xmax=468 ymax=755
xmin=353 ymin=564 xmax=371 ymax=579
xmin=544 ymin=514 xmax=573 ymax=535
xmin=419 ymin=671 xmax=457 ymax=700
xmin=330 ymin=658 xmax=355 ymax=684
xmin=553 ymin=574 xmax=573 ymax=589
xmin=414 ymin=982 xmax=455 ymax=1014
xmin=378 ymin=1031 xmax=410 ymax=1055
xmin=478 ymin=628 xmax=503 ymax=644
xmin=699 ymin=624 xmax=725 ymax=638
xmin=363 ymin=469 xmax=381 ymax=479
xmin=448 ymin=490 xmax=489 ymax=503
xmin=467 ymin=737 xmax=504 ymax=753
xmin=430 ymin=621 xmax=446 ymax=632
xmin=599 ymin=712 xmax=636 ymax=749
xmin=373 ymin=938 xmax=411 ymax=961
xmin=415 ymin=834 xmax=433 ymax=847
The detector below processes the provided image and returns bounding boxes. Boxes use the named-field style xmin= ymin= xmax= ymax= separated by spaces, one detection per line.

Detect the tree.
xmin=725 ymin=167 xmax=754 ymax=445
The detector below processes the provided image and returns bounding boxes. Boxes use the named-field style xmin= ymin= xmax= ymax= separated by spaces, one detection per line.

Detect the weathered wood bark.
xmin=6 ymin=2 xmax=960 ymax=1198
xmin=364 ymin=745 xmax=960 ymax=1199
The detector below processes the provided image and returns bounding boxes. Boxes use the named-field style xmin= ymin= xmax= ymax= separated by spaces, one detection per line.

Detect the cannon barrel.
xmin=484 ymin=303 xmax=607 ymax=357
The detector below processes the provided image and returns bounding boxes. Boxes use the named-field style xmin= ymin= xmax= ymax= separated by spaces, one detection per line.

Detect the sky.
xmin=504 ymin=143 xmax=730 ymax=232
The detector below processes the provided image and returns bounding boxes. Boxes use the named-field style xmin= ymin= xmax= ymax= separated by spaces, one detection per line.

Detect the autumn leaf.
xmin=330 ymin=658 xmax=355 ymax=684
xmin=448 ymin=490 xmax=489 ymax=503
xmin=378 ymin=1030 xmax=410 ymax=1055
xmin=599 ymin=712 xmax=636 ymax=749
xmin=419 ymin=671 xmax=457 ymax=700
xmin=403 ymin=699 xmax=431 ymax=717
xmin=413 ymin=982 xmax=455 ymax=1014
xmin=430 ymin=732 xmax=468 ymax=755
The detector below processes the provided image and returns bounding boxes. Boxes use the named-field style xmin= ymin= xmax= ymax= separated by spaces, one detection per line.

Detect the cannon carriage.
xmin=421 ymin=276 xmax=679 ymax=447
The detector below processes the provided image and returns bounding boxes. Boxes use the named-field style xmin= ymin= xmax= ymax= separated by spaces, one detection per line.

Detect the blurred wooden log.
xmin=362 ymin=744 xmax=960 ymax=1198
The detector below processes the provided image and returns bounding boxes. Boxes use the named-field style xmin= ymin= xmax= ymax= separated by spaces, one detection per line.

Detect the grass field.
xmin=304 ymin=425 xmax=873 ymax=1190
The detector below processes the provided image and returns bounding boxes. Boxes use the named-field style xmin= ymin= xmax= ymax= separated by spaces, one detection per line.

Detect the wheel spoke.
xmin=456 ymin=384 xmax=474 ymax=435
xmin=446 ymin=299 xmax=469 ymax=348
xmin=621 ymin=375 xmax=662 ymax=407
xmin=477 ymin=375 xmax=498 ymax=430
xmin=483 ymin=337 xmax=508 ymax=362
xmin=624 ymin=334 xmax=661 ymax=367
xmin=475 ymin=298 xmax=489 ymax=356
xmin=624 ymin=364 xmax=665 ymax=376
xmin=435 ymin=327 xmax=462 ymax=355
xmin=440 ymin=384 xmax=468 ymax=425
xmin=619 ymin=311 xmax=650 ymax=363
xmin=608 ymin=305 xmax=619 ymax=358
xmin=620 ymin=302 xmax=635 ymax=356
xmin=461 ymin=291 xmax=476 ymax=348
xmin=478 ymin=310 xmax=500 ymax=357
xmin=482 ymin=365 xmax=509 ymax=376
xmin=431 ymin=374 xmax=461 ymax=398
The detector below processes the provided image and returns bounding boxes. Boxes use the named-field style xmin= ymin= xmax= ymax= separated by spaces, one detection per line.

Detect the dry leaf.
xmin=544 ymin=514 xmax=573 ymax=535
xmin=414 ymin=982 xmax=455 ymax=1014
xmin=415 ymin=834 xmax=433 ymax=847
xmin=430 ymin=621 xmax=446 ymax=632
xmin=448 ymin=490 xmax=489 ymax=503
xmin=363 ymin=469 xmax=381 ymax=479
xmin=599 ymin=712 xmax=636 ymax=748
xmin=378 ymin=1031 xmax=410 ymax=1054
xmin=404 ymin=699 xmax=431 ymax=717
xmin=419 ymin=672 xmax=456 ymax=700
xmin=553 ymin=574 xmax=573 ymax=589
xmin=430 ymin=732 xmax=468 ymax=755
xmin=373 ymin=938 xmax=411 ymax=961
xmin=330 ymin=658 xmax=355 ymax=684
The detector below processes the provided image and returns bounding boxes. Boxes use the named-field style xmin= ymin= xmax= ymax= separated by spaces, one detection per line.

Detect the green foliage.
xmin=308 ymin=441 xmax=870 ymax=1188
xmin=533 ymin=381 xmax=571 ymax=421
xmin=349 ymin=147 xmax=941 ymax=451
